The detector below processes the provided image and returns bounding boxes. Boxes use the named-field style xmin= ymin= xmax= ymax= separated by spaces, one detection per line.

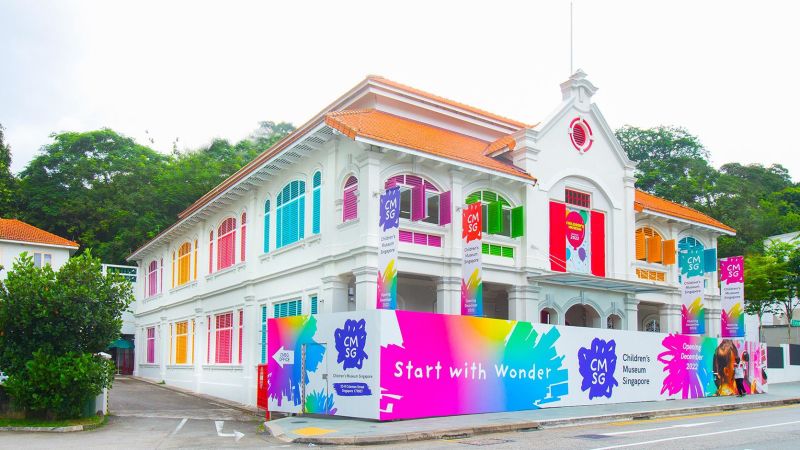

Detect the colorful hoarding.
xmin=720 ymin=256 xmax=745 ymax=338
xmin=680 ymin=246 xmax=706 ymax=334
xmin=377 ymin=187 xmax=400 ymax=309
xmin=267 ymin=310 xmax=767 ymax=421
xmin=461 ymin=202 xmax=483 ymax=316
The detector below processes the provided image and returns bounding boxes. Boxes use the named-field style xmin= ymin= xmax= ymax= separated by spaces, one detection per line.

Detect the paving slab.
xmin=265 ymin=381 xmax=800 ymax=445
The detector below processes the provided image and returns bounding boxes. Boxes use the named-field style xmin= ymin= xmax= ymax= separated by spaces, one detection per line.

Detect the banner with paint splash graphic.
xmin=461 ymin=202 xmax=483 ymax=316
xmin=720 ymin=256 xmax=745 ymax=337
xmin=377 ymin=187 xmax=400 ymax=309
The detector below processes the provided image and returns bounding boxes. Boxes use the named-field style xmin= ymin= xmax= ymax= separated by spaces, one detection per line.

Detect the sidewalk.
xmin=265 ymin=382 xmax=800 ymax=445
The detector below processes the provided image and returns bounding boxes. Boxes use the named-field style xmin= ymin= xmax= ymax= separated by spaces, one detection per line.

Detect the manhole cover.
xmin=459 ymin=438 xmax=513 ymax=446
xmin=575 ymin=434 xmax=612 ymax=440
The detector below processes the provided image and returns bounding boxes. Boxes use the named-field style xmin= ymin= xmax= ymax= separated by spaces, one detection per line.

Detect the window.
xmin=565 ymin=188 xmax=591 ymax=209
xmin=643 ymin=317 xmax=661 ymax=333
xmin=678 ymin=236 xmax=703 ymax=251
xmin=399 ymin=230 xmax=442 ymax=247
xmin=208 ymin=231 xmax=214 ymax=273
xmin=276 ymin=180 xmax=306 ymax=248
xmin=177 ymin=242 xmax=192 ymax=286
xmin=312 ymin=171 xmax=321 ymax=234
xmin=385 ymin=174 xmax=451 ymax=225
xmin=636 ymin=268 xmax=666 ymax=282
xmin=261 ymin=305 xmax=267 ymax=364
xmin=465 ymin=191 xmax=523 ymax=238
xmin=273 ymin=299 xmax=302 ymax=318
xmin=215 ymin=312 xmax=233 ymax=364
xmin=342 ymin=176 xmax=358 ymax=222
xmin=310 ymin=295 xmax=319 ymax=315
xmin=264 ymin=200 xmax=271 ymax=253
xmin=147 ymin=260 xmax=160 ymax=297
xmin=193 ymin=240 xmax=198 ymax=280
xmin=146 ymin=326 xmax=156 ymax=363
xmin=33 ymin=252 xmax=52 ymax=268
xmin=238 ymin=309 xmax=243 ymax=364
xmin=635 ymin=227 xmax=661 ymax=261
xmin=482 ymin=243 xmax=514 ymax=259
xmin=174 ymin=321 xmax=190 ymax=364
xmin=241 ymin=212 xmax=247 ymax=261
xmin=217 ymin=218 xmax=237 ymax=270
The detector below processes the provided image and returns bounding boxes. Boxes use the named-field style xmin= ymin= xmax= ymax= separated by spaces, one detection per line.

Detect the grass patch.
xmin=0 ymin=414 xmax=104 ymax=428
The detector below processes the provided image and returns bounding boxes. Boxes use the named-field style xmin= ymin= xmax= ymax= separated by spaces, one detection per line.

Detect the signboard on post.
xmin=377 ymin=187 xmax=400 ymax=310
xmin=720 ymin=256 xmax=745 ymax=337
xmin=462 ymin=202 xmax=483 ymax=316
xmin=680 ymin=246 xmax=705 ymax=335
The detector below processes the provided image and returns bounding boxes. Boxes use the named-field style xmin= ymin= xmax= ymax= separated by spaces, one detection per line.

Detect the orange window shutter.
xmin=635 ymin=231 xmax=646 ymax=260
xmin=662 ymin=239 xmax=676 ymax=265
xmin=647 ymin=234 xmax=663 ymax=263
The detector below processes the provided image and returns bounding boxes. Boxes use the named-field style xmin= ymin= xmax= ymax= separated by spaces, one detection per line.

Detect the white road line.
xmin=591 ymin=420 xmax=800 ymax=450
xmin=602 ymin=421 xmax=718 ymax=436
xmin=169 ymin=418 xmax=188 ymax=437
xmin=215 ymin=420 xmax=245 ymax=442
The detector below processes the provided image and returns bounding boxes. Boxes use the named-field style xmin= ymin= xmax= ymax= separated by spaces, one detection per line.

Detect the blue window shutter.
xmin=311 ymin=296 xmax=318 ymax=315
xmin=313 ymin=188 xmax=321 ymax=234
xmin=703 ymin=248 xmax=717 ymax=273
xmin=264 ymin=212 xmax=270 ymax=253
xmin=261 ymin=306 xmax=267 ymax=363
xmin=299 ymin=196 xmax=306 ymax=240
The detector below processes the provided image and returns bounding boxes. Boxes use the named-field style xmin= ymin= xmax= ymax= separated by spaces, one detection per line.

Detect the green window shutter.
xmin=501 ymin=246 xmax=514 ymax=258
xmin=482 ymin=243 xmax=489 ymax=255
xmin=483 ymin=191 xmax=498 ymax=203
xmin=490 ymin=244 xmax=502 ymax=256
xmin=510 ymin=206 xmax=524 ymax=238
xmin=465 ymin=192 xmax=481 ymax=204
xmin=487 ymin=201 xmax=503 ymax=234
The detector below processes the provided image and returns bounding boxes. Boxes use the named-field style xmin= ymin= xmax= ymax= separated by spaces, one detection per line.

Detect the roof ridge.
xmin=0 ymin=218 xmax=79 ymax=248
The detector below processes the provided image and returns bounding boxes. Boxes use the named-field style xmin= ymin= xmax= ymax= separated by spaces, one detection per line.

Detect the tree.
xmin=0 ymin=251 xmax=131 ymax=418
xmin=765 ymin=240 xmax=800 ymax=340
xmin=743 ymin=253 xmax=785 ymax=340
xmin=0 ymin=123 xmax=19 ymax=217
xmin=615 ymin=126 xmax=718 ymax=207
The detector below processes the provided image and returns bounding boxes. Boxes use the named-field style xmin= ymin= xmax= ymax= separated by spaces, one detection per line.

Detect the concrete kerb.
xmin=0 ymin=425 xmax=84 ymax=433
xmin=125 ymin=376 xmax=262 ymax=419
xmin=266 ymin=397 xmax=800 ymax=445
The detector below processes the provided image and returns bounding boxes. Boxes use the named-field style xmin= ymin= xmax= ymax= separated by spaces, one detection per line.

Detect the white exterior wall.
xmin=0 ymin=241 xmax=73 ymax=280
xmin=130 ymin=74 xmax=732 ymax=407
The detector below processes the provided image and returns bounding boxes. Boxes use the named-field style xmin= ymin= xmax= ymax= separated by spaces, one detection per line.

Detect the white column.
xmin=243 ymin=295 xmax=258 ymax=406
xmin=159 ymin=316 xmax=168 ymax=381
xmin=321 ymin=275 xmax=349 ymax=313
xmin=624 ymin=296 xmax=639 ymax=331
xmin=354 ymin=266 xmax=379 ymax=311
xmin=508 ymin=284 xmax=541 ymax=322
xmin=193 ymin=308 xmax=204 ymax=392
xmin=436 ymin=276 xmax=461 ymax=315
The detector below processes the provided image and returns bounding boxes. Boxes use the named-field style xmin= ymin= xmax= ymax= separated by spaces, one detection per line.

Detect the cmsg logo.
xmin=334 ymin=318 xmax=368 ymax=370
xmin=578 ymin=338 xmax=618 ymax=399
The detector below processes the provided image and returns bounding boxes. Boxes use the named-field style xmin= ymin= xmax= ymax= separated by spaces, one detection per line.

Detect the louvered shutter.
xmin=487 ymin=201 xmax=503 ymax=234
xmin=703 ymin=248 xmax=717 ymax=273
xmin=438 ymin=191 xmax=451 ymax=225
xmin=662 ymin=240 xmax=676 ymax=265
xmin=510 ymin=206 xmax=524 ymax=238
xmin=549 ymin=201 xmax=567 ymax=272
xmin=411 ymin=184 xmax=426 ymax=221
xmin=646 ymin=234 xmax=663 ymax=263
xmin=590 ymin=210 xmax=606 ymax=277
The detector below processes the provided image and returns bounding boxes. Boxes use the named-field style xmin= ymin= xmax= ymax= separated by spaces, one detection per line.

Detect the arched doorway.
xmin=564 ymin=304 xmax=601 ymax=328
xmin=540 ymin=307 xmax=558 ymax=325
xmin=606 ymin=314 xmax=622 ymax=330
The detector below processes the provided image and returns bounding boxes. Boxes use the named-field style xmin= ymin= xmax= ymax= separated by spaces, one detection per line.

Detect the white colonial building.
xmin=0 ymin=218 xmax=79 ymax=278
xmin=128 ymin=72 xmax=735 ymax=406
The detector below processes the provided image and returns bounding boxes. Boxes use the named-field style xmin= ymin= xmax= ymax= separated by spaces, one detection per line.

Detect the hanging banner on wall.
xmin=680 ymin=246 xmax=706 ymax=334
xmin=377 ymin=187 xmax=400 ymax=310
xmin=462 ymin=202 xmax=483 ymax=316
xmin=565 ymin=208 xmax=591 ymax=273
xmin=720 ymin=256 xmax=745 ymax=338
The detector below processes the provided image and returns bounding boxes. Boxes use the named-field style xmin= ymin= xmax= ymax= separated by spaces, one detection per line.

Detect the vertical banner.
xmin=462 ymin=202 xmax=483 ymax=316
xmin=565 ymin=208 xmax=590 ymax=273
xmin=680 ymin=246 xmax=705 ymax=334
xmin=720 ymin=256 xmax=745 ymax=337
xmin=377 ymin=187 xmax=400 ymax=309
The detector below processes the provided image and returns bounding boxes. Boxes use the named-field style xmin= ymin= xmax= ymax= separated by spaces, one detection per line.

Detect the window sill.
xmin=166 ymin=364 xmax=195 ymax=370
xmin=138 ymin=363 xmax=159 ymax=368
xmin=399 ymin=219 xmax=445 ymax=233
xmin=483 ymin=235 xmax=518 ymax=245
xmin=169 ymin=280 xmax=198 ymax=294
xmin=202 ymin=364 xmax=244 ymax=371
xmin=337 ymin=218 xmax=360 ymax=230
xmin=143 ymin=293 xmax=163 ymax=303
xmin=260 ymin=235 xmax=322 ymax=261
xmin=206 ymin=262 xmax=246 ymax=281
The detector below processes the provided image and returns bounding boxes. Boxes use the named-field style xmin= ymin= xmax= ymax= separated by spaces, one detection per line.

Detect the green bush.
xmin=4 ymin=351 xmax=115 ymax=419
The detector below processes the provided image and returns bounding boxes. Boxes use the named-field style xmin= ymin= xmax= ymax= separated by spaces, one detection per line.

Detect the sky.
xmin=1 ymin=0 xmax=798 ymax=178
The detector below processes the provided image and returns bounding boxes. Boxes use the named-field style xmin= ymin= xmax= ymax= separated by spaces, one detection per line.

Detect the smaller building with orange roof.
xmin=0 ymin=218 xmax=79 ymax=279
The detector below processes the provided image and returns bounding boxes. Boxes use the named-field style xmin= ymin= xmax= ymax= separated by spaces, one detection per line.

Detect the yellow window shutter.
xmin=662 ymin=239 xmax=676 ymax=265
xmin=647 ymin=234 xmax=663 ymax=263
xmin=635 ymin=231 xmax=647 ymax=260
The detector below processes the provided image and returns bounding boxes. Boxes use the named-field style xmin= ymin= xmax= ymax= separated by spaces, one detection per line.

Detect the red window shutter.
xmin=590 ymin=210 xmax=606 ymax=277
xmin=206 ymin=316 xmax=211 ymax=363
xmin=439 ymin=191 xmax=451 ymax=225
xmin=238 ymin=310 xmax=243 ymax=364
xmin=549 ymin=201 xmax=567 ymax=272
xmin=241 ymin=213 xmax=247 ymax=262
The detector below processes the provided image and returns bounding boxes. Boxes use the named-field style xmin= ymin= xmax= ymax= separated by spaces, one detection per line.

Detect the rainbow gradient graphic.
xmin=681 ymin=296 xmax=706 ymax=335
xmin=721 ymin=303 xmax=744 ymax=338
xmin=380 ymin=311 xmax=568 ymax=420
xmin=461 ymin=268 xmax=483 ymax=316
xmin=377 ymin=259 xmax=398 ymax=310
xmin=658 ymin=334 xmax=716 ymax=399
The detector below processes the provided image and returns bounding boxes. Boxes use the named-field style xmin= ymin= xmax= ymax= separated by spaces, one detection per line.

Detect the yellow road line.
xmin=609 ymin=404 xmax=798 ymax=427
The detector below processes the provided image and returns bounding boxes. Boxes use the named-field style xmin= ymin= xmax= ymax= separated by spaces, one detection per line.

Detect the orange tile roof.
xmin=0 ymin=218 xmax=79 ymax=248
xmin=484 ymin=135 xmax=516 ymax=155
xmin=325 ymin=109 xmax=535 ymax=181
xmin=367 ymin=76 xmax=530 ymax=129
xmin=634 ymin=190 xmax=735 ymax=233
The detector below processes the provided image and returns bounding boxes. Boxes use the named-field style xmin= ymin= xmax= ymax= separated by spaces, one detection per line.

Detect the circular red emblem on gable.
xmin=569 ymin=117 xmax=593 ymax=153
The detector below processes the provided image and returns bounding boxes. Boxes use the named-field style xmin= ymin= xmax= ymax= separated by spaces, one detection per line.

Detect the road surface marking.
xmin=215 ymin=420 xmax=245 ymax=442
xmin=602 ymin=421 xmax=718 ymax=436
xmin=169 ymin=418 xmax=188 ymax=436
xmin=609 ymin=404 xmax=799 ymax=426
xmin=293 ymin=426 xmax=335 ymax=437
xmin=591 ymin=419 xmax=800 ymax=450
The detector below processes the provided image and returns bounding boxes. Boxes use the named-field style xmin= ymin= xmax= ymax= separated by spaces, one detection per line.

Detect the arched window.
xmin=263 ymin=200 xmax=271 ymax=253
xmin=312 ymin=171 xmax=321 ymax=234
xmin=679 ymin=236 xmax=703 ymax=251
xmin=177 ymin=242 xmax=192 ymax=286
xmin=208 ymin=230 xmax=214 ymax=273
xmin=465 ymin=190 xmax=515 ymax=237
xmin=240 ymin=211 xmax=247 ymax=261
xmin=147 ymin=260 xmax=159 ymax=297
xmin=276 ymin=180 xmax=306 ymax=248
xmin=643 ymin=316 xmax=661 ymax=333
xmin=217 ymin=217 xmax=237 ymax=270
xmin=343 ymin=176 xmax=358 ymax=222
xmin=635 ymin=226 xmax=662 ymax=261
xmin=385 ymin=174 xmax=451 ymax=225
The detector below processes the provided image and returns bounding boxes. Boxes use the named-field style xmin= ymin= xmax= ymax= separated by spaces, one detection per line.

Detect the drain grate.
xmin=575 ymin=434 xmax=612 ymax=440
xmin=459 ymin=438 xmax=514 ymax=446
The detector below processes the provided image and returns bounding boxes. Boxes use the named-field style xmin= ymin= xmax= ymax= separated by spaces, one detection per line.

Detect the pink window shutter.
xmin=206 ymin=316 xmax=211 ymax=363
xmin=439 ymin=191 xmax=451 ymax=225
xmin=399 ymin=230 xmax=413 ymax=243
xmin=343 ymin=186 xmax=358 ymax=221
xmin=241 ymin=213 xmax=247 ymax=262
xmin=411 ymin=184 xmax=426 ymax=221
xmin=238 ymin=310 xmax=243 ymax=364
xmin=428 ymin=235 xmax=442 ymax=247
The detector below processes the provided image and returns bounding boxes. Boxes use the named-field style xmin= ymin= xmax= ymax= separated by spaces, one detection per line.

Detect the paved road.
xmin=0 ymin=377 xmax=292 ymax=449
xmin=382 ymin=404 xmax=800 ymax=450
